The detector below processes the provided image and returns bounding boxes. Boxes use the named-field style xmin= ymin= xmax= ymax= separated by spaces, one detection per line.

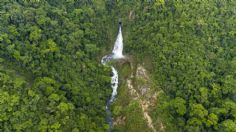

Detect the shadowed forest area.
xmin=0 ymin=0 xmax=236 ymax=132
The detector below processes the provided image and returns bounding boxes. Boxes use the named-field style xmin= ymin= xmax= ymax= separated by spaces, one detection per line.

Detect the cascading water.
xmin=101 ymin=22 xmax=124 ymax=132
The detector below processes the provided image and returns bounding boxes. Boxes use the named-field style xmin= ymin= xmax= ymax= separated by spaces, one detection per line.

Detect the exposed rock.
xmin=136 ymin=65 xmax=149 ymax=80
xmin=129 ymin=10 xmax=135 ymax=20
xmin=126 ymin=65 xmax=162 ymax=132
xmin=113 ymin=116 xmax=126 ymax=126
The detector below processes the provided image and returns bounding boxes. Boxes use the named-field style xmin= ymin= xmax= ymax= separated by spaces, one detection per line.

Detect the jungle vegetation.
xmin=0 ymin=0 xmax=235 ymax=132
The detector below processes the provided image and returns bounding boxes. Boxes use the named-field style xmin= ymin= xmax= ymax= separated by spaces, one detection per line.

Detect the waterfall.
xmin=112 ymin=27 xmax=124 ymax=59
xmin=101 ymin=23 xmax=124 ymax=132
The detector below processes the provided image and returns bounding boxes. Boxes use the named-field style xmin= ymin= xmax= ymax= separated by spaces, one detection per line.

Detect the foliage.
xmin=115 ymin=0 xmax=236 ymax=131
xmin=0 ymin=0 xmax=235 ymax=131
xmin=0 ymin=0 xmax=112 ymax=131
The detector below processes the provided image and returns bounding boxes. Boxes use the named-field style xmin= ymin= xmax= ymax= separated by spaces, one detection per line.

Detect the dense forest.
xmin=0 ymin=0 xmax=235 ymax=132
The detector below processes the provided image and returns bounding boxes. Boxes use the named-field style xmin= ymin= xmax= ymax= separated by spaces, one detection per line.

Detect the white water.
xmin=112 ymin=27 xmax=124 ymax=59
xmin=101 ymin=26 xmax=124 ymax=102
xmin=101 ymin=25 xmax=124 ymax=131
xmin=110 ymin=66 xmax=118 ymax=102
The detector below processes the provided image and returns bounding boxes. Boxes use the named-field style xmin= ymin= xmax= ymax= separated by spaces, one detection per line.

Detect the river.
xmin=101 ymin=22 xmax=124 ymax=132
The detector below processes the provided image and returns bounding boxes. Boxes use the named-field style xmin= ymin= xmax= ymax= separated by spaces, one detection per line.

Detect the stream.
xmin=101 ymin=22 xmax=124 ymax=132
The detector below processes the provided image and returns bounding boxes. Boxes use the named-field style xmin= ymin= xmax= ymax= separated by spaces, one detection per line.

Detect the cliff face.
xmin=111 ymin=58 xmax=164 ymax=132
xmin=126 ymin=65 xmax=159 ymax=132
